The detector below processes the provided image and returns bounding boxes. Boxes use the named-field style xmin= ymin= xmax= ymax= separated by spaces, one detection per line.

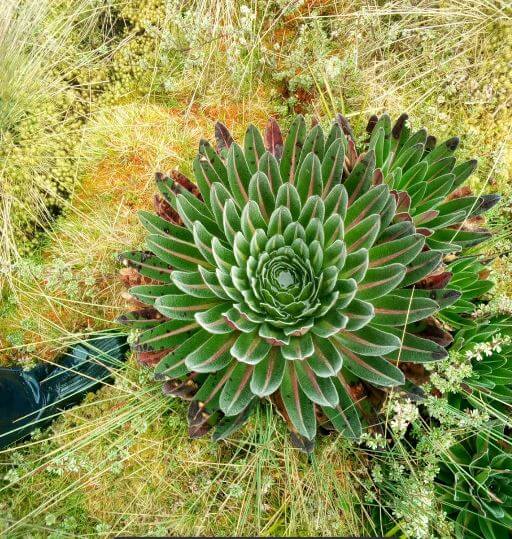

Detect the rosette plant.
xmin=119 ymin=113 xmax=496 ymax=447
xmin=437 ymin=426 xmax=512 ymax=539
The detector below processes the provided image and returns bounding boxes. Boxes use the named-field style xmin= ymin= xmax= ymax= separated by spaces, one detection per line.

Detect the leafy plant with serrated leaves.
xmin=118 ymin=113 xmax=496 ymax=449
xmin=436 ymin=425 xmax=512 ymax=539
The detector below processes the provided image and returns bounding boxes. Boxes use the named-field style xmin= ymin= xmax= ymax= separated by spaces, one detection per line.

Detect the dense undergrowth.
xmin=1 ymin=0 xmax=511 ymax=537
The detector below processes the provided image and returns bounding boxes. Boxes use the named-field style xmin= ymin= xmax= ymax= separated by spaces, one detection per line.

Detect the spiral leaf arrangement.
xmin=119 ymin=113 xmax=496 ymax=448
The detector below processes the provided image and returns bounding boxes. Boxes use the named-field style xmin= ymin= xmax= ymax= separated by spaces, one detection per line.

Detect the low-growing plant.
xmin=436 ymin=424 xmax=512 ymax=539
xmin=119 ymin=112 xmax=497 ymax=449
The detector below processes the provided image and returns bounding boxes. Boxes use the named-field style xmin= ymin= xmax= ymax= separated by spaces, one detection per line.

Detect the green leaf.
xmin=135 ymin=319 xmax=199 ymax=352
xmin=268 ymin=206 xmax=293 ymax=237
xmin=130 ymin=284 xmax=179 ymax=306
xmin=231 ymin=330 xmax=272 ymax=365
xmin=344 ymin=149 xmax=376 ymax=204
xmin=219 ymin=362 xmax=255 ymax=416
xmin=222 ymin=198 xmax=241 ymax=246
xmin=422 ymin=173 xmax=454 ymax=204
xmin=197 ymin=266 xmax=231 ymax=300
xmin=325 ymin=121 xmax=343 ymax=150
xmin=118 ymin=250 xmax=173 ymax=283
xmin=185 ymin=333 xmax=237 ymax=372
xmin=275 ymin=183 xmax=301 ymax=219
xmin=147 ymin=233 xmax=210 ymax=271
xmin=212 ymin=236 xmax=236 ymax=272
xmin=430 ymin=227 xmax=491 ymax=248
xmin=171 ymin=270 xmax=217 ymax=298
xmin=223 ymin=306 xmax=257 ymax=333
xmin=372 ymin=294 xmax=439 ymax=325
xmin=339 ymin=248 xmax=369 ymax=282
xmin=193 ymin=368 xmax=230 ymax=411
xmin=280 ymin=114 xmax=306 ymax=185
xmin=423 ymin=156 xmax=455 ymax=182
xmin=384 ymin=329 xmax=447 ymax=363
xmin=193 ymin=139 xmax=228 ymax=199
xmin=296 ymin=152 xmax=323 ymax=205
xmin=241 ymin=200 xmax=267 ymax=237
xmin=401 ymin=250 xmax=442 ymax=287
xmin=298 ymin=124 xmax=325 ymax=169
xmin=216 ymin=270 xmax=243 ymax=301
xmin=155 ymin=329 xmax=207 ymax=379
xmin=155 ymin=294 xmax=221 ymax=320
xmin=391 ymin=142 xmax=424 ymax=173
xmin=335 ymin=325 xmax=401 ymax=356
xmin=323 ymin=213 xmax=344 ymax=246
xmin=322 ymin=375 xmax=362 ymax=439
xmin=334 ymin=343 xmax=405 ymax=387
xmin=336 ymin=278 xmax=358 ymax=308
xmin=299 ymin=195 xmax=325 ymax=226
xmin=258 ymin=151 xmax=283 ymax=193
xmin=311 ymin=309 xmax=347 ymax=338
xmin=378 ymin=221 xmax=415 ymax=243
xmin=295 ymin=360 xmax=339 ymax=407
xmin=227 ymin=142 xmax=251 ymax=205
xmin=368 ymin=234 xmax=425 ymax=267
xmin=116 ymin=308 xmax=165 ymax=329
xmin=281 ymin=334 xmax=315 ymax=360
xmin=324 ymin=183 xmax=348 ymax=219
xmin=307 ymin=337 xmax=343 ymax=377
xmin=424 ymin=136 xmax=459 ymax=164
xmin=250 ymin=348 xmax=285 ymax=396
xmin=248 ymin=171 xmax=275 ymax=220
xmin=345 ymin=184 xmax=390 ymax=229
xmin=213 ymin=400 xmax=256 ymax=441
xmin=199 ymin=139 xmax=229 ymax=183
xmin=397 ymin=160 xmax=428 ymax=189
xmin=305 ymin=218 xmax=324 ymax=246
xmin=340 ymin=299 xmax=374 ymax=331
xmin=357 ymin=263 xmax=406 ymax=300
xmin=192 ymin=221 xmax=217 ymax=266
xmin=345 ymin=214 xmax=381 ymax=253
xmin=175 ymin=192 xmax=219 ymax=235
xmin=321 ymin=139 xmax=345 ymax=196
xmin=138 ymin=210 xmax=192 ymax=240
xmin=280 ymin=362 xmax=317 ymax=440
xmin=452 ymin=159 xmax=477 ymax=188
xmin=210 ymin=182 xmax=234 ymax=230
xmin=195 ymin=303 xmax=234 ymax=334
xmin=244 ymin=124 xmax=266 ymax=174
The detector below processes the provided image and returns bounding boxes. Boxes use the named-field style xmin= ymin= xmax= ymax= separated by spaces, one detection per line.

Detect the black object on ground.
xmin=0 ymin=332 xmax=129 ymax=450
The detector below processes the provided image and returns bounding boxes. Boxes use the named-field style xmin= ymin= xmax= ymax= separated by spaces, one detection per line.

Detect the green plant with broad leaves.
xmin=118 ymin=113 xmax=496 ymax=448
xmin=437 ymin=425 xmax=512 ymax=539
xmin=450 ymin=317 xmax=512 ymax=414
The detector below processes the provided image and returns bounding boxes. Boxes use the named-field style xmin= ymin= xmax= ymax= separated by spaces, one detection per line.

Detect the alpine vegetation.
xmin=118 ymin=113 xmax=497 ymax=449
xmin=437 ymin=425 xmax=512 ymax=539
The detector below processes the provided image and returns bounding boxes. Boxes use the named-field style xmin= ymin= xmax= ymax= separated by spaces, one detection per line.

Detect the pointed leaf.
xmin=357 ymin=263 xmax=406 ymax=300
xmin=322 ymin=376 xmax=362 ymax=439
xmin=244 ymin=124 xmax=266 ymax=174
xmin=227 ymin=142 xmax=251 ymax=205
xmin=280 ymin=362 xmax=317 ymax=440
xmin=335 ymin=325 xmax=401 ymax=356
xmin=250 ymin=348 xmax=284 ymax=397
xmin=321 ymin=138 xmax=345 ymax=196
xmin=219 ymin=362 xmax=255 ymax=416
xmin=280 ymin=114 xmax=306 ymax=184
xmin=249 ymin=171 xmax=275 ymax=220
xmin=185 ymin=333 xmax=237 ymax=372
xmin=231 ymin=330 xmax=272 ymax=365
xmin=295 ymin=360 xmax=338 ymax=407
